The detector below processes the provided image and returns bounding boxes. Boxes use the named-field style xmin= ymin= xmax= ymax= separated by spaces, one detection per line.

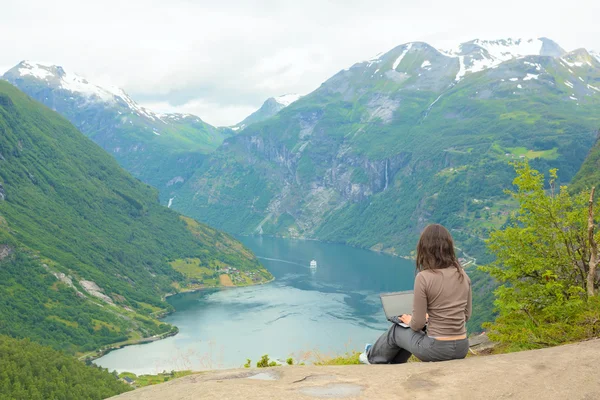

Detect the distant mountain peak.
xmin=4 ymin=61 xmax=202 ymax=125
xmin=13 ymin=60 xmax=128 ymax=104
xmin=274 ymin=93 xmax=301 ymax=107
xmin=232 ymin=93 xmax=303 ymax=130
xmin=347 ymin=37 xmax=569 ymax=83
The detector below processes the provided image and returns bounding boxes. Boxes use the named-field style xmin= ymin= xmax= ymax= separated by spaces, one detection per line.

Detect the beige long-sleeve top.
xmin=409 ymin=267 xmax=472 ymax=337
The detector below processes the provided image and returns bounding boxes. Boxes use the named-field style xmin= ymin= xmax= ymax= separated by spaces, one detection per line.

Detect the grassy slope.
xmin=0 ymin=81 xmax=270 ymax=354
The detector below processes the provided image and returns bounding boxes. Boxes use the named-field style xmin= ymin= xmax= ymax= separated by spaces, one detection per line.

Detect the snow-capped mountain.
xmin=339 ymin=37 xmax=600 ymax=105
xmin=173 ymin=36 xmax=600 ymax=262
xmin=2 ymin=61 xmax=227 ymax=198
xmin=354 ymin=37 xmax=570 ymax=84
xmin=5 ymin=61 xmax=205 ymax=128
xmin=232 ymin=93 xmax=302 ymax=131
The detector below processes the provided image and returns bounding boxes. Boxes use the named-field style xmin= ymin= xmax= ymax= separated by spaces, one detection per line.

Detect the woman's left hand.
xmin=399 ymin=314 xmax=412 ymax=324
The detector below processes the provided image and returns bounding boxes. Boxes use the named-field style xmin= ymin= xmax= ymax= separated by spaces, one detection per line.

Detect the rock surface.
xmin=111 ymin=339 xmax=600 ymax=400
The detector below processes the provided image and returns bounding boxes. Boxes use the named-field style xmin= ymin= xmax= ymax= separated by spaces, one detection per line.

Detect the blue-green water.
xmin=95 ymin=236 xmax=415 ymax=374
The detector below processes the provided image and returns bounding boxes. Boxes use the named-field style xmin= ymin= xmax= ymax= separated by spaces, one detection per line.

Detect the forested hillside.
xmin=171 ymin=39 xmax=600 ymax=262
xmin=0 ymin=81 xmax=271 ymax=354
xmin=0 ymin=335 xmax=131 ymax=400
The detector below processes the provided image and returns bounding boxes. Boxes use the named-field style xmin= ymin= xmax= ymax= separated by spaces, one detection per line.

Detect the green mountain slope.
xmin=571 ymin=132 xmax=600 ymax=192
xmin=0 ymin=335 xmax=131 ymax=400
xmin=0 ymin=81 xmax=271 ymax=354
xmin=171 ymin=39 xmax=600 ymax=260
xmin=2 ymin=62 xmax=228 ymax=200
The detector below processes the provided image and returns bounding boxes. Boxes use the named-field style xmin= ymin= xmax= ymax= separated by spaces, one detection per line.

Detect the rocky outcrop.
xmin=47 ymin=269 xmax=85 ymax=298
xmin=79 ymin=280 xmax=114 ymax=304
xmin=0 ymin=182 xmax=5 ymax=201
xmin=0 ymin=245 xmax=12 ymax=260
xmin=110 ymin=339 xmax=600 ymax=400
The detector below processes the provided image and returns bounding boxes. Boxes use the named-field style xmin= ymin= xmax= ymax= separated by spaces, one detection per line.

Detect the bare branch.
xmin=587 ymin=187 xmax=598 ymax=297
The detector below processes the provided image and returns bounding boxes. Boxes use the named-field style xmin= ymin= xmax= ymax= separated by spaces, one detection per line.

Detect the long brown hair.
xmin=416 ymin=224 xmax=463 ymax=279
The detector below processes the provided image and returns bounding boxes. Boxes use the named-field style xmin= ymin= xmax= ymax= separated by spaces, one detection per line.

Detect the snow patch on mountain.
xmin=421 ymin=60 xmax=431 ymax=69
xmin=275 ymin=93 xmax=301 ymax=107
xmin=561 ymin=58 xmax=591 ymax=68
xmin=588 ymin=84 xmax=600 ymax=92
xmin=59 ymin=70 xmax=121 ymax=104
xmin=523 ymin=61 xmax=542 ymax=71
xmin=392 ymin=44 xmax=413 ymax=70
xmin=446 ymin=38 xmax=547 ymax=81
xmin=471 ymin=38 xmax=543 ymax=60
xmin=455 ymin=56 xmax=466 ymax=81
xmin=18 ymin=61 xmax=53 ymax=80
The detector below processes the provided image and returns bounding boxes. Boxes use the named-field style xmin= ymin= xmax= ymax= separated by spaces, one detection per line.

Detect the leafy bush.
xmin=255 ymin=354 xmax=278 ymax=368
xmin=482 ymin=162 xmax=600 ymax=350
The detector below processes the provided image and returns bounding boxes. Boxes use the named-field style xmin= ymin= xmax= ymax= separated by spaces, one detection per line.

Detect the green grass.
xmin=170 ymin=258 xmax=216 ymax=280
xmin=504 ymin=146 xmax=559 ymax=160
xmin=314 ymin=351 xmax=361 ymax=365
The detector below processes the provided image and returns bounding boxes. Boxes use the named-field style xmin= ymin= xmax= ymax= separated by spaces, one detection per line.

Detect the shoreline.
xmin=163 ymin=275 xmax=276 ymax=300
xmin=83 ymin=328 xmax=180 ymax=363
xmin=87 ymin=276 xmax=276 ymax=364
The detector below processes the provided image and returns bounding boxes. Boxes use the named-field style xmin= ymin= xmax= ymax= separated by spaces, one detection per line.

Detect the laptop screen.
xmin=380 ymin=291 xmax=414 ymax=320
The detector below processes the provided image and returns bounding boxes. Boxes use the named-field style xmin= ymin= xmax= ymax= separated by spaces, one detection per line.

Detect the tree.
xmin=482 ymin=162 xmax=600 ymax=350
xmin=587 ymin=187 xmax=598 ymax=297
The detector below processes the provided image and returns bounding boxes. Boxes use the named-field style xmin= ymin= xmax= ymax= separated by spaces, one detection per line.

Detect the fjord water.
xmin=95 ymin=237 xmax=415 ymax=374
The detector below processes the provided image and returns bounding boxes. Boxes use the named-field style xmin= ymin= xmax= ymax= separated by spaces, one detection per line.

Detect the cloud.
xmin=1 ymin=0 xmax=599 ymax=126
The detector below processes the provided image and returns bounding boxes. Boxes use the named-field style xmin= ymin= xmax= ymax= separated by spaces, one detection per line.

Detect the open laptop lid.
xmin=380 ymin=291 xmax=413 ymax=319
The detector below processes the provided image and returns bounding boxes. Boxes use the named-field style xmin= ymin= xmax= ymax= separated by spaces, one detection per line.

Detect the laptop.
xmin=380 ymin=290 xmax=414 ymax=328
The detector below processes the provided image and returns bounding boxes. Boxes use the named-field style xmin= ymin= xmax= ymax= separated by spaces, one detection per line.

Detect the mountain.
xmin=232 ymin=94 xmax=302 ymax=131
xmin=0 ymin=80 xmax=271 ymax=354
xmin=2 ymin=61 xmax=227 ymax=200
xmin=169 ymin=37 xmax=600 ymax=259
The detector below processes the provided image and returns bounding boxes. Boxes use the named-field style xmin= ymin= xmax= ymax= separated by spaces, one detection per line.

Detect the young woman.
xmin=360 ymin=224 xmax=472 ymax=364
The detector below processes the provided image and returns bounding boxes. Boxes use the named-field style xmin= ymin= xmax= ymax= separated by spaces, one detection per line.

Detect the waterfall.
xmin=384 ymin=160 xmax=389 ymax=191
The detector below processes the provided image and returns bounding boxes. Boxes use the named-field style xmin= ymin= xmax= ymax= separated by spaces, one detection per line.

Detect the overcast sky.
xmin=1 ymin=0 xmax=599 ymax=126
